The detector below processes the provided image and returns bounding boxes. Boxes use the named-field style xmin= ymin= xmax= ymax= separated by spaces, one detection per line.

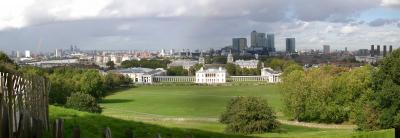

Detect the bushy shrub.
xmin=220 ymin=96 xmax=279 ymax=134
xmin=66 ymin=92 xmax=102 ymax=113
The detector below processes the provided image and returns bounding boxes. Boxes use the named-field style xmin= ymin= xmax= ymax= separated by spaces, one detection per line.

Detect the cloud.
xmin=340 ymin=25 xmax=359 ymax=34
xmin=381 ymin=0 xmax=400 ymax=8
xmin=368 ymin=18 xmax=400 ymax=26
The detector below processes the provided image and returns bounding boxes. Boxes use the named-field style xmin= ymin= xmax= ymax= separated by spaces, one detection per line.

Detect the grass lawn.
xmin=101 ymin=85 xmax=283 ymax=118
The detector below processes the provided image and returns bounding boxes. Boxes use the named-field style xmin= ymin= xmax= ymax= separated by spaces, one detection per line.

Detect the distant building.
xmin=25 ymin=50 xmax=31 ymax=58
xmin=234 ymin=60 xmax=259 ymax=69
xmin=261 ymin=68 xmax=281 ymax=83
xmin=285 ymin=38 xmax=296 ymax=53
xmin=227 ymin=52 xmax=234 ymax=63
xmin=251 ymin=30 xmax=267 ymax=48
xmin=323 ymin=45 xmax=330 ymax=54
xmin=55 ymin=49 xmax=63 ymax=57
xmin=199 ymin=52 xmax=205 ymax=64
xmin=168 ymin=60 xmax=199 ymax=70
xmin=267 ymin=34 xmax=275 ymax=52
xmin=113 ymin=68 xmax=166 ymax=84
xmin=232 ymin=38 xmax=247 ymax=52
xmin=195 ymin=67 xmax=226 ymax=84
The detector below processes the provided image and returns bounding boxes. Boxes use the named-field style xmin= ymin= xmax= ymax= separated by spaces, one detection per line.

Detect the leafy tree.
xmin=121 ymin=59 xmax=170 ymax=69
xmin=0 ymin=52 xmax=17 ymax=73
xmin=220 ymin=97 xmax=279 ymax=134
xmin=225 ymin=63 xmax=237 ymax=76
xmin=188 ymin=64 xmax=203 ymax=76
xmin=66 ymin=92 xmax=102 ymax=113
xmin=106 ymin=61 xmax=115 ymax=70
xmin=167 ymin=66 xmax=188 ymax=76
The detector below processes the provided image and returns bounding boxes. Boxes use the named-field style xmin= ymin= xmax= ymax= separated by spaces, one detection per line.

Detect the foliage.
xmin=65 ymin=92 xmax=102 ymax=113
xmin=103 ymin=72 xmax=131 ymax=90
xmin=0 ymin=52 xmax=18 ymax=73
xmin=121 ymin=59 xmax=170 ymax=69
xmin=167 ymin=66 xmax=188 ymax=76
xmin=356 ymin=49 xmax=400 ymax=130
xmin=281 ymin=65 xmax=373 ymax=124
xmin=220 ymin=96 xmax=279 ymax=134
xmin=224 ymin=63 xmax=260 ymax=76
xmin=188 ymin=63 xmax=203 ymax=76
xmin=265 ymin=59 xmax=297 ymax=72
xmin=106 ymin=61 xmax=115 ymax=69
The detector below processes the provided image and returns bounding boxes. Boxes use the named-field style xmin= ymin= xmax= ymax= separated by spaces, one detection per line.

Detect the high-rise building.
xmin=377 ymin=45 xmax=381 ymax=56
xmin=250 ymin=30 xmax=266 ymax=48
xmin=251 ymin=31 xmax=257 ymax=47
xmin=25 ymin=50 xmax=31 ymax=58
xmin=55 ymin=49 xmax=63 ymax=57
xmin=232 ymin=38 xmax=247 ymax=52
xmin=371 ymin=45 xmax=375 ymax=57
xmin=383 ymin=45 xmax=387 ymax=57
xmin=323 ymin=45 xmax=330 ymax=54
xmin=389 ymin=45 xmax=393 ymax=53
xmin=266 ymin=34 xmax=275 ymax=52
xmin=16 ymin=51 xmax=21 ymax=58
xmin=286 ymin=38 xmax=296 ymax=53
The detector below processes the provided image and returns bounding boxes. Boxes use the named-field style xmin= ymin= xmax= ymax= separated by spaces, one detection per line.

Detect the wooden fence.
xmin=0 ymin=72 xmax=50 ymax=138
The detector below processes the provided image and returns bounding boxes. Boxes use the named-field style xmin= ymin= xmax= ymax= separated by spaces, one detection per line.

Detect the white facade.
xmin=234 ymin=60 xmax=259 ymax=69
xmin=113 ymin=68 xmax=167 ymax=84
xmin=196 ymin=67 xmax=227 ymax=84
xmin=261 ymin=68 xmax=281 ymax=83
xmin=25 ymin=50 xmax=31 ymax=58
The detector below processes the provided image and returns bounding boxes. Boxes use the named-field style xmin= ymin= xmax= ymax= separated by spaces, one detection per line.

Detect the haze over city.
xmin=0 ymin=0 xmax=400 ymax=52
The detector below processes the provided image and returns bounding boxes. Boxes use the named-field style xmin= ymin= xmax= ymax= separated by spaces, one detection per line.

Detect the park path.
xmin=103 ymin=108 xmax=357 ymax=129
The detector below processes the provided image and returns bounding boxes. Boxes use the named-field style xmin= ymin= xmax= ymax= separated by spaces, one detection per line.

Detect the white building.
xmin=113 ymin=68 xmax=167 ymax=84
xmin=25 ymin=50 xmax=31 ymax=58
xmin=196 ymin=67 xmax=227 ymax=84
xmin=234 ymin=60 xmax=259 ymax=69
xmin=168 ymin=60 xmax=199 ymax=70
xmin=261 ymin=68 xmax=281 ymax=83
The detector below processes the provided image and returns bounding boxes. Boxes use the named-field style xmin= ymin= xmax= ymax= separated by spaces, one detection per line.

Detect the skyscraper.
xmin=266 ymin=34 xmax=275 ymax=52
xmin=250 ymin=30 xmax=266 ymax=48
xmin=251 ymin=31 xmax=257 ymax=47
xmin=25 ymin=50 xmax=31 ymax=58
xmin=286 ymin=38 xmax=296 ymax=53
xmin=323 ymin=45 xmax=330 ymax=54
xmin=232 ymin=38 xmax=247 ymax=52
xmin=55 ymin=49 xmax=63 ymax=57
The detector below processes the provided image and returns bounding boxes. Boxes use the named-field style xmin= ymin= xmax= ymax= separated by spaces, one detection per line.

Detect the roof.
xmin=262 ymin=67 xmax=281 ymax=74
xmin=196 ymin=67 xmax=226 ymax=74
xmin=168 ymin=60 xmax=198 ymax=67
xmin=114 ymin=67 xmax=165 ymax=75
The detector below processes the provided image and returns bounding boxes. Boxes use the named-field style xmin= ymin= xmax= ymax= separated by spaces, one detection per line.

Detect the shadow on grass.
xmin=101 ymin=99 xmax=134 ymax=104
xmin=45 ymin=106 xmax=256 ymax=138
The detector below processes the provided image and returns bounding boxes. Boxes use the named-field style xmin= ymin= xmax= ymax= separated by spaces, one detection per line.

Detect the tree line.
xmin=121 ymin=59 xmax=171 ymax=69
xmin=281 ymin=49 xmax=400 ymax=131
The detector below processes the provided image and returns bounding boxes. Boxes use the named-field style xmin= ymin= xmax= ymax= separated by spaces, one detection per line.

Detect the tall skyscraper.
xmin=251 ymin=31 xmax=257 ymax=47
xmin=250 ymin=30 xmax=266 ymax=48
xmin=266 ymin=34 xmax=275 ymax=52
xmin=232 ymin=38 xmax=247 ymax=52
xmin=286 ymin=38 xmax=296 ymax=53
xmin=323 ymin=45 xmax=330 ymax=54
xmin=55 ymin=49 xmax=63 ymax=57
xmin=25 ymin=50 xmax=31 ymax=58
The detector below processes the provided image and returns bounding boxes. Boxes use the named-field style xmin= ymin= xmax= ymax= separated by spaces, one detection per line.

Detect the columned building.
xmin=196 ymin=67 xmax=227 ymax=84
xmin=261 ymin=68 xmax=281 ymax=83
xmin=112 ymin=68 xmax=167 ymax=84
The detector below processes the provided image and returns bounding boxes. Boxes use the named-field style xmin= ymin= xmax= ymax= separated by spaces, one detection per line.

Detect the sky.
xmin=0 ymin=0 xmax=400 ymax=53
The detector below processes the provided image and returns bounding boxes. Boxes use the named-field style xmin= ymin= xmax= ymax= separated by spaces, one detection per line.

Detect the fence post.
xmin=52 ymin=118 xmax=64 ymax=138
xmin=72 ymin=125 xmax=81 ymax=138
xmin=103 ymin=127 xmax=112 ymax=138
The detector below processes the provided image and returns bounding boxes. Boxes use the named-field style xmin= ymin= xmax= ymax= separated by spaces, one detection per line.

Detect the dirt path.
xmin=103 ymin=109 xmax=357 ymax=129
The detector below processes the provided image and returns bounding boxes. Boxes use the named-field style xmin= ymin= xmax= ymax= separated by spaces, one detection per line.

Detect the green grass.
xmin=101 ymin=85 xmax=283 ymax=118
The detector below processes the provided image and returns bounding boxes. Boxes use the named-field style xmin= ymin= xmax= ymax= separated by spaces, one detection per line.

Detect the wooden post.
xmin=72 ymin=126 xmax=81 ymax=138
xmin=53 ymin=118 xmax=64 ymax=138
xmin=103 ymin=127 xmax=112 ymax=138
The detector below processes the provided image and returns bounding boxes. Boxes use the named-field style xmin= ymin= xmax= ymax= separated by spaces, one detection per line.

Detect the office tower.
xmin=25 ymin=50 xmax=31 ymax=58
xmin=256 ymin=33 xmax=267 ymax=48
xmin=371 ymin=45 xmax=375 ymax=57
xmin=286 ymin=38 xmax=296 ymax=53
xmin=55 ymin=49 xmax=63 ymax=57
xmin=232 ymin=38 xmax=247 ymax=52
xmin=383 ymin=45 xmax=387 ymax=57
xmin=267 ymin=34 xmax=275 ymax=52
xmin=323 ymin=45 xmax=330 ymax=54
xmin=16 ymin=51 xmax=20 ymax=58
xmin=377 ymin=45 xmax=381 ymax=56
xmin=251 ymin=30 xmax=257 ymax=47
xmin=389 ymin=45 xmax=393 ymax=53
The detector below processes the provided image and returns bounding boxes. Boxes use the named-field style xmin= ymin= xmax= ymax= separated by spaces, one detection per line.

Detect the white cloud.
xmin=340 ymin=25 xmax=359 ymax=34
xmin=381 ymin=0 xmax=400 ymax=8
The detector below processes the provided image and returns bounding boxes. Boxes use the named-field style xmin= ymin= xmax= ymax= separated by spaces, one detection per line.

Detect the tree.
xmin=188 ymin=64 xmax=203 ymax=76
xmin=167 ymin=66 xmax=188 ymax=76
xmin=66 ymin=92 xmax=102 ymax=113
xmin=225 ymin=63 xmax=237 ymax=76
xmin=106 ymin=61 xmax=115 ymax=70
xmin=220 ymin=97 xmax=279 ymax=134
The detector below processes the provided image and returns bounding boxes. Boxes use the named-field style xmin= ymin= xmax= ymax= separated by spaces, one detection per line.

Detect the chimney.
xmin=377 ymin=45 xmax=381 ymax=56
xmin=383 ymin=45 xmax=387 ymax=57
xmin=389 ymin=45 xmax=393 ymax=54
xmin=370 ymin=45 xmax=375 ymax=57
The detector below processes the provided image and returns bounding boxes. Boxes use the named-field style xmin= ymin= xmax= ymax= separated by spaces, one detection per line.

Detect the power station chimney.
xmin=389 ymin=45 xmax=393 ymax=54
xmin=377 ymin=45 xmax=381 ymax=56
xmin=383 ymin=45 xmax=387 ymax=57
xmin=371 ymin=45 xmax=375 ymax=57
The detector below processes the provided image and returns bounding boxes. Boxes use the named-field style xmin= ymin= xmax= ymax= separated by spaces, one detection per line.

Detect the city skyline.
xmin=0 ymin=0 xmax=400 ymax=52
